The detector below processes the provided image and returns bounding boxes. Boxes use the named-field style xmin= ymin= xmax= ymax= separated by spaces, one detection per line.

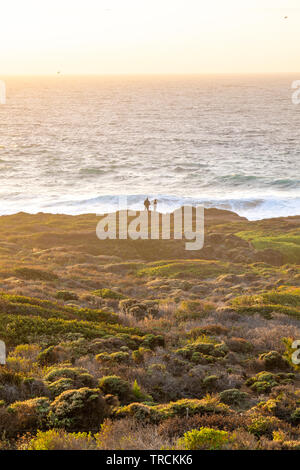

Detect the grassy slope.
xmin=0 ymin=209 xmax=300 ymax=450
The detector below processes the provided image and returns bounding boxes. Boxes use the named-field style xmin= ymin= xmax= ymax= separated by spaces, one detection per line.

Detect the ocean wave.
xmin=37 ymin=194 xmax=300 ymax=221
xmin=212 ymin=174 xmax=300 ymax=190
xmin=1 ymin=76 xmax=300 ymax=220
xmin=271 ymin=179 xmax=300 ymax=189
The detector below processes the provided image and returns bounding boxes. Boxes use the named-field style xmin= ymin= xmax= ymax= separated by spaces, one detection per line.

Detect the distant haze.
xmin=1 ymin=0 xmax=300 ymax=75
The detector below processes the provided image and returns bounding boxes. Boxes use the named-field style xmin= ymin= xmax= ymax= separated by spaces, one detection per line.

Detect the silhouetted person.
xmin=153 ymin=199 xmax=158 ymax=211
xmin=144 ymin=197 xmax=150 ymax=211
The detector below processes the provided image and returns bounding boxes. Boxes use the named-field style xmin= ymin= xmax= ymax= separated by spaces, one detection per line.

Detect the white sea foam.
xmin=0 ymin=75 xmax=299 ymax=220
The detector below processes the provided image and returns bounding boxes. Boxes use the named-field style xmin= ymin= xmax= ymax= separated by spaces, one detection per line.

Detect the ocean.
xmin=0 ymin=74 xmax=299 ymax=220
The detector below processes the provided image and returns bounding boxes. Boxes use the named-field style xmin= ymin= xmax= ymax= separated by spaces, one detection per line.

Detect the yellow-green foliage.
xmin=178 ymin=427 xmax=230 ymax=450
xmin=156 ymin=396 xmax=231 ymax=417
xmin=7 ymin=344 xmax=41 ymax=373
xmin=132 ymin=347 xmax=152 ymax=363
xmin=8 ymin=397 xmax=50 ymax=432
xmin=95 ymin=351 xmax=130 ymax=365
xmin=137 ymin=260 xmax=242 ymax=279
xmin=47 ymin=378 xmax=74 ymax=398
xmin=0 ymin=211 xmax=299 ymax=450
xmin=176 ymin=300 xmax=215 ymax=320
xmin=55 ymin=291 xmax=78 ymax=301
xmin=116 ymin=396 xmax=231 ymax=423
xmin=219 ymin=389 xmax=250 ymax=406
xmin=0 ymin=314 xmax=144 ymax=347
xmin=0 ymin=292 xmax=119 ymax=323
xmin=27 ymin=429 xmax=96 ymax=450
xmin=14 ymin=267 xmax=59 ymax=281
xmin=247 ymin=416 xmax=279 ymax=438
xmin=44 ymin=366 xmax=96 ymax=389
xmin=99 ymin=375 xmax=133 ymax=405
xmin=231 ymin=289 xmax=300 ymax=319
xmin=245 ymin=372 xmax=294 ymax=393
xmin=175 ymin=337 xmax=228 ymax=363
xmin=237 ymin=229 xmax=300 ymax=264
xmin=92 ymin=288 xmax=124 ymax=300
xmin=48 ymin=388 xmax=108 ymax=431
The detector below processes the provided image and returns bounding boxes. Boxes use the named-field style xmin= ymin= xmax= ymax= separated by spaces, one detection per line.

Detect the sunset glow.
xmin=1 ymin=0 xmax=300 ymax=75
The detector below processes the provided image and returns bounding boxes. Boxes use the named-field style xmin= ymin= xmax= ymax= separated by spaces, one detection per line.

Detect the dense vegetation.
xmin=0 ymin=209 xmax=300 ymax=450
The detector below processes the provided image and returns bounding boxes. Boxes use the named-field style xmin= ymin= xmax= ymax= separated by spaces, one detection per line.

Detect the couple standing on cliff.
xmin=144 ymin=197 xmax=158 ymax=211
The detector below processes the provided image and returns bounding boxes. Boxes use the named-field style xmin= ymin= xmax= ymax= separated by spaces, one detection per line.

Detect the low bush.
xmin=44 ymin=366 xmax=96 ymax=389
xmin=55 ymin=291 xmax=79 ymax=301
xmin=259 ymin=351 xmax=290 ymax=371
xmin=245 ymin=372 xmax=294 ymax=393
xmin=116 ymin=396 xmax=231 ymax=423
xmin=27 ymin=429 xmax=96 ymax=450
xmin=95 ymin=351 xmax=130 ymax=365
xmin=99 ymin=376 xmax=133 ymax=405
xmin=14 ymin=267 xmax=58 ymax=281
xmin=7 ymin=397 xmax=50 ymax=434
xmin=219 ymin=389 xmax=250 ymax=407
xmin=93 ymin=289 xmax=124 ymax=300
xmin=49 ymin=388 xmax=108 ymax=431
xmin=177 ymin=427 xmax=230 ymax=450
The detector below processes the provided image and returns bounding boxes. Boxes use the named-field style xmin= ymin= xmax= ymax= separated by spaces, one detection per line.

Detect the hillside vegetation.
xmin=0 ymin=209 xmax=300 ymax=450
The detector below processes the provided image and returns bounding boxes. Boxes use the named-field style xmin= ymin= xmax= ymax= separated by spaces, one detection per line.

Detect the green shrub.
xmin=55 ymin=291 xmax=79 ymax=301
xmin=114 ymin=402 xmax=162 ymax=424
xmin=248 ymin=416 xmax=279 ymax=438
xmin=95 ymin=351 xmax=130 ymax=365
xmin=176 ymin=300 xmax=214 ymax=320
xmin=291 ymin=408 xmax=300 ymax=424
xmin=8 ymin=397 xmax=50 ymax=433
xmin=45 ymin=366 xmax=96 ymax=389
xmin=49 ymin=388 xmax=108 ymax=431
xmin=0 ymin=293 xmax=120 ymax=325
xmin=27 ymin=429 xmax=96 ymax=450
xmin=245 ymin=372 xmax=294 ymax=393
xmin=99 ymin=376 xmax=133 ymax=405
xmin=116 ymin=396 xmax=231 ymax=423
xmin=178 ymin=427 xmax=230 ymax=450
xmin=132 ymin=380 xmax=143 ymax=400
xmin=37 ymin=346 xmax=58 ymax=366
xmin=259 ymin=351 xmax=290 ymax=370
xmin=141 ymin=334 xmax=164 ymax=350
xmin=132 ymin=379 xmax=152 ymax=402
xmin=132 ymin=347 xmax=152 ymax=363
xmin=0 ymin=314 xmax=140 ymax=347
xmin=93 ymin=289 xmax=124 ymax=300
xmin=203 ymin=375 xmax=218 ymax=390
xmin=137 ymin=260 xmax=239 ymax=280
xmin=14 ymin=267 xmax=58 ymax=281
xmin=48 ymin=378 xmax=74 ymax=398
xmin=157 ymin=397 xmax=231 ymax=418
xmin=219 ymin=389 xmax=250 ymax=407
xmin=231 ymin=291 xmax=300 ymax=319
xmin=0 ymin=368 xmax=23 ymax=387
xmin=175 ymin=339 xmax=227 ymax=363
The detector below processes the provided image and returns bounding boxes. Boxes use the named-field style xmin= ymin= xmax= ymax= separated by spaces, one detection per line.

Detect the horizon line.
xmin=1 ymin=72 xmax=300 ymax=78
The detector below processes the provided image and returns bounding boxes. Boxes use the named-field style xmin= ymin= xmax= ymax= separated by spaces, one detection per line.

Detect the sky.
xmin=0 ymin=0 xmax=300 ymax=75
